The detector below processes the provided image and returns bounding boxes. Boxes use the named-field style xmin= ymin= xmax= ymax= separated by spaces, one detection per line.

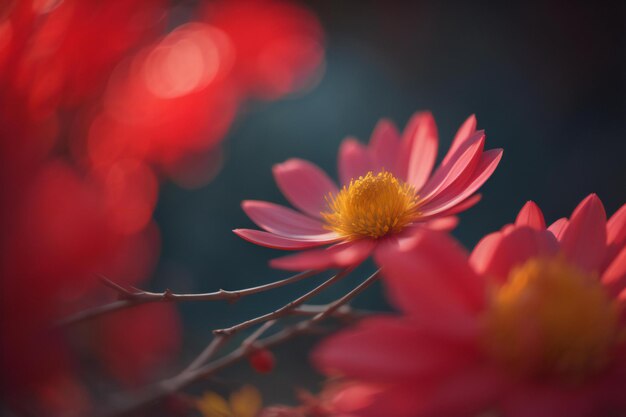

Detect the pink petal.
xmin=368 ymin=118 xmax=401 ymax=176
xmin=418 ymin=132 xmax=485 ymax=201
xmin=420 ymin=148 xmax=503 ymax=216
xmin=338 ymin=138 xmax=373 ymax=186
xmin=420 ymin=364 xmax=504 ymax=417
xmin=442 ymin=114 xmax=478 ymax=166
xmin=417 ymin=194 xmax=482 ymax=222
xmin=374 ymin=229 xmax=485 ymax=317
xmin=601 ymin=246 xmax=626 ymax=296
xmin=515 ymin=201 xmax=546 ymax=230
xmin=233 ymin=229 xmax=332 ymax=250
xmin=269 ymin=239 xmax=375 ymax=271
xmin=405 ymin=112 xmax=438 ymax=189
xmin=395 ymin=111 xmax=435 ymax=181
xmin=273 ymin=159 xmax=338 ymax=219
xmin=605 ymin=203 xmax=626 ymax=268
xmin=547 ymin=217 xmax=569 ymax=239
xmin=242 ymin=200 xmax=333 ymax=238
xmin=501 ymin=383 xmax=602 ymax=417
xmin=608 ymin=203 xmax=626 ymax=246
xmin=470 ymin=226 xmax=559 ymax=283
xmin=327 ymin=364 xmax=502 ymax=417
xmin=560 ymin=194 xmax=607 ymax=273
xmin=423 ymin=216 xmax=459 ymax=231
xmin=469 ymin=230 xmax=504 ymax=275
xmin=313 ymin=316 xmax=471 ymax=382
xmin=329 ymin=382 xmax=430 ymax=417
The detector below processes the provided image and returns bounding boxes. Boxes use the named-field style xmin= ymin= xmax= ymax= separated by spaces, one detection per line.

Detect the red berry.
xmin=248 ymin=349 xmax=275 ymax=374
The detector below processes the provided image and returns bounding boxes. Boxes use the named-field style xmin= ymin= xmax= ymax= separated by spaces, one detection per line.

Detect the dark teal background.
xmin=152 ymin=0 xmax=626 ymax=405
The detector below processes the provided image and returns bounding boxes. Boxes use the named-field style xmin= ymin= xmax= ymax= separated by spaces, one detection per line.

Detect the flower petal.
xmin=395 ymin=112 xmax=435 ymax=182
xmin=313 ymin=316 xmax=472 ymax=382
xmin=418 ymin=132 xmax=485 ymax=200
xmin=273 ymin=158 xmax=338 ymax=219
xmin=608 ymin=203 xmax=626 ymax=247
xmin=338 ymin=138 xmax=373 ymax=186
xmin=470 ymin=226 xmax=559 ymax=283
xmin=548 ymin=217 xmax=569 ymax=239
xmin=606 ymin=203 xmax=626 ymax=267
xmin=442 ymin=114 xmax=477 ymax=166
xmin=368 ymin=118 xmax=401 ymax=176
xmin=269 ymin=239 xmax=375 ymax=271
xmin=420 ymin=363 xmax=504 ymax=417
xmin=420 ymin=148 xmax=503 ymax=216
xmin=515 ymin=201 xmax=546 ymax=230
xmin=328 ymin=382 xmax=428 ymax=417
xmin=374 ymin=229 xmax=485 ymax=317
xmin=560 ymin=194 xmax=607 ymax=273
xmin=501 ymin=383 xmax=602 ymax=417
xmin=233 ymin=229 xmax=332 ymax=250
xmin=242 ymin=200 xmax=331 ymax=238
xmin=601 ymin=246 xmax=626 ymax=296
xmin=404 ymin=112 xmax=438 ymax=189
xmin=423 ymin=216 xmax=459 ymax=231
xmin=418 ymin=194 xmax=482 ymax=221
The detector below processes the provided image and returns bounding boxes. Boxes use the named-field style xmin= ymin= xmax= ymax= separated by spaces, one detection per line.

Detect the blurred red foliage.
xmin=0 ymin=0 xmax=324 ymax=415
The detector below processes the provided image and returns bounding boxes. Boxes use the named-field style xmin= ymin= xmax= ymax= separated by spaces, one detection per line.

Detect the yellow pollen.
xmin=321 ymin=171 xmax=420 ymax=240
xmin=483 ymin=257 xmax=622 ymax=381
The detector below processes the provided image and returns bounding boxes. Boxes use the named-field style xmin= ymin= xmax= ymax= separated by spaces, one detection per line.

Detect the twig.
xmin=58 ymin=270 xmax=318 ymax=326
xmin=241 ymin=320 xmax=276 ymax=348
xmin=182 ymin=335 xmax=231 ymax=373
xmin=291 ymin=304 xmax=377 ymax=319
xmin=97 ymin=269 xmax=381 ymax=417
xmin=213 ymin=268 xmax=352 ymax=336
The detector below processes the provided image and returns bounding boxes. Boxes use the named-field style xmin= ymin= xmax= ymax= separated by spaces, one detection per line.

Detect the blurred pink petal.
xmin=314 ymin=316 xmax=473 ymax=382
xmin=375 ymin=229 xmax=485 ymax=316
xmin=515 ymin=201 xmax=546 ymax=229
xmin=547 ymin=217 xmax=569 ymax=239
xmin=601 ymin=246 xmax=626 ymax=296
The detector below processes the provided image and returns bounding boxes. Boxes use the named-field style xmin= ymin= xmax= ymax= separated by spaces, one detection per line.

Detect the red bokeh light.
xmin=203 ymin=0 xmax=325 ymax=99
xmin=0 ymin=0 xmax=325 ymax=414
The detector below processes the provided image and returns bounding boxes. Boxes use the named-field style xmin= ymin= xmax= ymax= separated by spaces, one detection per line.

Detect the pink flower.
xmin=314 ymin=195 xmax=626 ymax=417
xmin=235 ymin=113 xmax=502 ymax=271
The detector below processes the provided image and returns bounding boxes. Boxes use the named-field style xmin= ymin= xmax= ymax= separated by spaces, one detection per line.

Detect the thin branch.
xmin=241 ymin=320 xmax=276 ymax=348
xmin=96 ymin=269 xmax=381 ymax=417
xmin=182 ymin=335 xmax=231 ymax=373
xmin=308 ymin=269 xmax=380 ymax=323
xmin=291 ymin=304 xmax=378 ymax=319
xmin=58 ymin=269 xmax=318 ymax=326
xmin=212 ymin=268 xmax=352 ymax=336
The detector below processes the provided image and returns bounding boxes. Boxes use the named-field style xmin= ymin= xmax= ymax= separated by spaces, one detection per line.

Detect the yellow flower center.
xmin=483 ymin=257 xmax=623 ymax=381
xmin=321 ymin=171 xmax=420 ymax=240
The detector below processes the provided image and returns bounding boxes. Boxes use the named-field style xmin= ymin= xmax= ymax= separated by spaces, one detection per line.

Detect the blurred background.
xmin=1 ymin=0 xmax=625 ymax=416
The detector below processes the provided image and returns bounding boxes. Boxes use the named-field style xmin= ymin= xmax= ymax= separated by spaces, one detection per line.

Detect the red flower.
xmin=314 ymin=195 xmax=626 ymax=417
xmin=235 ymin=113 xmax=502 ymax=271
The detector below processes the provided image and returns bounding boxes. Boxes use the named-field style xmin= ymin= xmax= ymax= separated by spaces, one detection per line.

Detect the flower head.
xmin=314 ymin=195 xmax=626 ymax=417
xmin=235 ymin=112 xmax=502 ymax=271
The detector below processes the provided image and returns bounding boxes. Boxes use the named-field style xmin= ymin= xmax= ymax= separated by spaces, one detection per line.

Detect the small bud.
xmin=248 ymin=349 xmax=275 ymax=374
